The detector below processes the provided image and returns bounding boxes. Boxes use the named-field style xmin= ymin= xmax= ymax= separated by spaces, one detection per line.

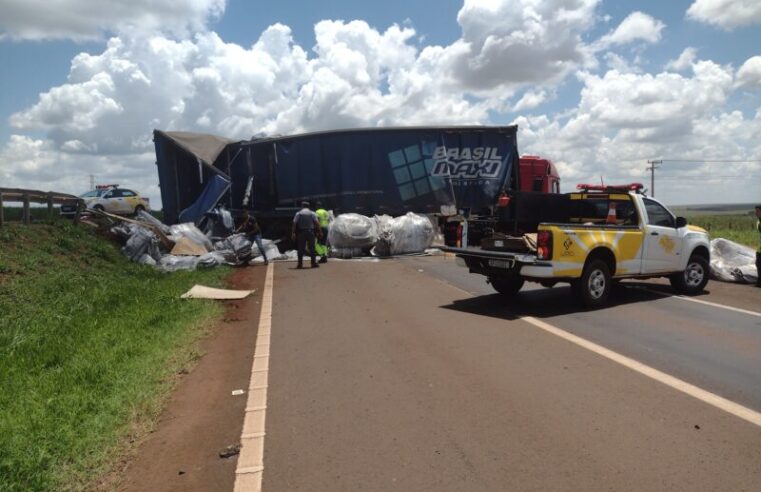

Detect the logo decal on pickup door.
xmin=659 ymin=235 xmax=676 ymax=254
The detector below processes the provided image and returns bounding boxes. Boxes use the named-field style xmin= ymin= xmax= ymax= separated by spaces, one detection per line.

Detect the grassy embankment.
xmin=0 ymin=221 xmax=227 ymax=491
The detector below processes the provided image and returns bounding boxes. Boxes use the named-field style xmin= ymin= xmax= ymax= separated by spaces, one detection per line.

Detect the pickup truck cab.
xmin=443 ymin=184 xmax=710 ymax=308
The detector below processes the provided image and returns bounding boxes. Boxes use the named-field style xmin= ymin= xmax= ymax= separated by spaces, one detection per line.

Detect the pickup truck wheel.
xmin=577 ymin=259 xmax=612 ymax=308
xmin=489 ymin=276 xmax=525 ymax=296
xmin=134 ymin=205 xmax=145 ymax=215
xmin=670 ymin=255 xmax=709 ymax=295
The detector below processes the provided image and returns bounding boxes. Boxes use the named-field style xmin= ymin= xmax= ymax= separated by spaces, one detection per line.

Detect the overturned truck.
xmin=153 ymin=126 xmax=520 ymax=238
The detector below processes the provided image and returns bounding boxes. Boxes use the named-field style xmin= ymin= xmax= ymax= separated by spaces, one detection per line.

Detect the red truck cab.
xmin=519 ymin=155 xmax=560 ymax=194
xmin=444 ymin=155 xmax=561 ymax=247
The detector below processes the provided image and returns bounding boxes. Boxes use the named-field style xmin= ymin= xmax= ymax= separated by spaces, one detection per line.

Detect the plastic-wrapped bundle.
xmin=136 ymin=210 xmax=171 ymax=234
xmin=710 ymin=238 xmax=758 ymax=283
xmin=122 ymin=227 xmax=162 ymax=262
xmin=157 ymin=255 xmax=200 ymax=272
xmin=372 ymin=212 xmax=436 ymax=256
xmin=251 ymin=238 xmax=280 ymax=259
xmin=169 ymin=223 xmax=213 ymax=252
xmin=328 ymin=213 xmax=378 ymax=249
xmin=331 ymin=247 xmax=365 ymax=259
xmin=111 ymin=223 xmax=136 ymax=240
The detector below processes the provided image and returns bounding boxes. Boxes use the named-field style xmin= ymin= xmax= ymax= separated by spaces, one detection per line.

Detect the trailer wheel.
xmin=576 ymin=259 xmax=612 ymax=308
xmin=670 ymin=254 xmax=709 ymax=295
xmin=489 ymin=276 xmax=525 ymax=296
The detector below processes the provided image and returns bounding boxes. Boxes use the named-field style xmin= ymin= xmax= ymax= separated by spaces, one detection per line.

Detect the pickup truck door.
xmin=641 ymin=197 xmax=682 ymax=273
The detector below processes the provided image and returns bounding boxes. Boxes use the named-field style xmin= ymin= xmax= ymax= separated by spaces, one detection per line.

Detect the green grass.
xmin=0 ymin=222 xmax=228 ymax=491
xmin=685 ymin=214 xmax=758 ymax=248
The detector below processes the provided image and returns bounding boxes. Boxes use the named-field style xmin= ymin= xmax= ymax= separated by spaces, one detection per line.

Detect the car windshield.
xmin=81 ymin=189 xmax=107 ymax=198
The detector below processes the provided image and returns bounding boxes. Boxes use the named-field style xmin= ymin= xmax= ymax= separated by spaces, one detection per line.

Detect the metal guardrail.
xmin=0 ymin=187 xmax=84 ymax=226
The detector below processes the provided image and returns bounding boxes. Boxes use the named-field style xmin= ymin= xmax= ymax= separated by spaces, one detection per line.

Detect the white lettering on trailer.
xmin=430 ymin=146 xmax=504 ymax=179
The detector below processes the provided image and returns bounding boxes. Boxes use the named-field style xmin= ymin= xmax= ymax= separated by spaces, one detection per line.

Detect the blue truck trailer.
xmin=154 ymin=125 xmax=520 ymax=235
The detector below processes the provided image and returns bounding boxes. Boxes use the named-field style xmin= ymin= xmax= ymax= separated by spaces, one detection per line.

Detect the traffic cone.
xmin=606 ymin=202 xmax=617 ymax=224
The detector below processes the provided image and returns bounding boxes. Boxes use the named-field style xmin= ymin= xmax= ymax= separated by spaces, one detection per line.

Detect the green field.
xmin=0 ymin=222 xmax=227 ymax=491
xmin=684 ymin=214 xmax=758 ymax=248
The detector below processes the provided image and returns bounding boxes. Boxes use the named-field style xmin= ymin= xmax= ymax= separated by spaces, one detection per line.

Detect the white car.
xmin=62 ymin=186 xmax=151 ymax=216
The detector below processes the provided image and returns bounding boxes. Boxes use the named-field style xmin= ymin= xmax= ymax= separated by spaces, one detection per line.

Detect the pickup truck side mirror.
xmin=675 ymin=216 xmax=687 ymax=228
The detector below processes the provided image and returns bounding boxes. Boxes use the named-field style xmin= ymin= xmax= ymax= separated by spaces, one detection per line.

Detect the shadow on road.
xmin=440 ymin=283 xmax=668 ymax=320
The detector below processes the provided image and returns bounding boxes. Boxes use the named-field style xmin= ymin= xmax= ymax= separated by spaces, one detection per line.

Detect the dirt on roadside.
xmin=108 ymin=265 xmax=266 ymax=492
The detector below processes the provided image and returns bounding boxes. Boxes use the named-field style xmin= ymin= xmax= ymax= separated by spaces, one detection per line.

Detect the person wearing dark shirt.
xmin=237 ymin=210 xmax=268 ymax=265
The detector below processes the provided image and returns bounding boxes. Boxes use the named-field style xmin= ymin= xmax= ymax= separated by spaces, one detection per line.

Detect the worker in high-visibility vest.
xmin=755 ymin=205 xmax=761 ymax=287
xmin=315 ymin=201 xmax=330 ymax=264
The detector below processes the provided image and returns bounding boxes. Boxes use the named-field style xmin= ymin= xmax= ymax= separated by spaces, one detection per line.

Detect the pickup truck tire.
xmin=576 ymin=259 xmax=612 ymax=308
xmin=670 ymin=254 xmax=709 ymax=295
xmin=489 ymin=276 xmax=525 ymax=296
xmin=134 ymin=205 xmax=145 ymax=215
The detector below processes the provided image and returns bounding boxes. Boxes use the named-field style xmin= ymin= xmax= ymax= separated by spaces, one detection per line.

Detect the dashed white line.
xmin=234 ymin=262 xmax=274 ymax=492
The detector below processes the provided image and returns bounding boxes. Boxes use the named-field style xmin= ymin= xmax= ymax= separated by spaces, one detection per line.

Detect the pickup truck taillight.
xmin=537 ymin=230 xmax=552 ymax=260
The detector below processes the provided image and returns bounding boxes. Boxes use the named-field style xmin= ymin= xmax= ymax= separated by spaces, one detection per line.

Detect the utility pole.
xmin=89 ymin=174 xmax=95 ymax=190
xmin=646 ymin=160 xmax=661 ymax=196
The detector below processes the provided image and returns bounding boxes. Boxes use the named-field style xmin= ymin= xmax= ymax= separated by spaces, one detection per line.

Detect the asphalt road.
xmin=260 ymin=256 xmax=761 ymax=491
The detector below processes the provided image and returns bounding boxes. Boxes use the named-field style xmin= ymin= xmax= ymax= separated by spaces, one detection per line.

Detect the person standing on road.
xmin=292 ymin=201 xmax=321 ymax=269
xmin=315 ymin=201 xmax=330 ymax=264
xmin=237 ymin=210 xmax=268 ymax=265
xmin=755 ymin=205 xmax=761 ymax=287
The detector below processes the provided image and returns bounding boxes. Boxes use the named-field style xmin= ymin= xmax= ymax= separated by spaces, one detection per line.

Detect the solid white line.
xmin=522 ymin=316 xmax=761 ymax=428
xmin=234 ymin=263 xmax=274 ymax=492
xmin=649 ymin=290 xmax=761 ymax=318
xmin=440 ymin=278 xmax=761 ymax=428
xmin=631 ymin=285 xmax=761 ymax=318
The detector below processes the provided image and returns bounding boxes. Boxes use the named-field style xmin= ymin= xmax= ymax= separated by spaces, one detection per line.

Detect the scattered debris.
xmin=219 ymin=444 xmax=241 ymax=459
xmin=231 ymin=389 xmax=245 ymax=396
xmin=710 ymin=238 xmax=758 ymax=284
xmin=181 ymin=285 xmax=255 ymax=300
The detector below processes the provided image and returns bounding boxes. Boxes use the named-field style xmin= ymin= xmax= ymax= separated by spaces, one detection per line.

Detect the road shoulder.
xmin=112 ymin=265 xmax=266 ymax=491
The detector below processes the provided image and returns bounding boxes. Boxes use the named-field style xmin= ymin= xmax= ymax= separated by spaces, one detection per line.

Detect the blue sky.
xmin=1 ymin=0 xmax=760 ymax=206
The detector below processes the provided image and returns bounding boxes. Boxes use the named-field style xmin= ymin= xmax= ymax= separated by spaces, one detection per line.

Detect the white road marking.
xmin=522 ymin=316 xmax=761 ymax=428
xmin=647 ymin=289 xmax=761 ymax=318
xmin=440 ymin=276 xmax=761 ymax=428
xmin=234 ymin=263 xmax=274 ymax=492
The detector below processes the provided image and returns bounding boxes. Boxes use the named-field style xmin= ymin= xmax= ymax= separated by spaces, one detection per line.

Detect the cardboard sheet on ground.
xmin=171 ymin=236 xmax=209 ymax=256
xmin=181 ymin=285 xmax=255 ymax=300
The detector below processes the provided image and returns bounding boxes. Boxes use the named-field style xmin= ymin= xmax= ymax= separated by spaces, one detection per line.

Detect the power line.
xmin=656 ymin=159 xmax=761 ymax=163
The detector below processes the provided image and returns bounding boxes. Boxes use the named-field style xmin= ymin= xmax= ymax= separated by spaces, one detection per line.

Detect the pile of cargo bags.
xmin=111 ymin=210 xmax=437 ymax=271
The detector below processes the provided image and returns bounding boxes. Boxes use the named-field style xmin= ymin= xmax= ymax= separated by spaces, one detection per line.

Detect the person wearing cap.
xmin=292 ymin=201 xmax=321 ymax=269
xmin=314 ymin=201 xmax=330 ymax=263
xmin=755 ymin=205 xmax=761 ymax=287
xmin=237 ymin=209 xmax=268 ymax=265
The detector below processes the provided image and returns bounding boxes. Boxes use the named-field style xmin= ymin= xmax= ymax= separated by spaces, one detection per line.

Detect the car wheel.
xmin=576 ymin=259 xmax=612 ymax=308
xmin=134 ymin=204 xmax=145 ymax=215
xmin=488 ymin=276 xmax=525 ymax=296
xmin=670 ymin=254 xmax=709 ymax=295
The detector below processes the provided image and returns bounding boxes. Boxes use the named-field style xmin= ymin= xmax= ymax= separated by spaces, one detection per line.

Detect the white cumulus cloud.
xmin=0 ymin=0 xmax=226 ymax=41
xmin=666 ymin=47 xmax=698 ymax=72
xmin=686 ymin=0 xmax=761 ymax=30
xmin=597 ymin=11 xmax=666 ymax=48
xmin=735 ymin=56 xmax=761 ymax=90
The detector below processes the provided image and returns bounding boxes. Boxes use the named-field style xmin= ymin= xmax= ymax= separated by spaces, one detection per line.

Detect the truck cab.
xmin=444 ymin=155 xmax=561 ymax=247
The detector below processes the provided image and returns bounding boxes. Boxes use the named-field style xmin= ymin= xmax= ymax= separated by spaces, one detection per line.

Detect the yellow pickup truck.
xmin=443 ymin=185 xmax=710 ymax=308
